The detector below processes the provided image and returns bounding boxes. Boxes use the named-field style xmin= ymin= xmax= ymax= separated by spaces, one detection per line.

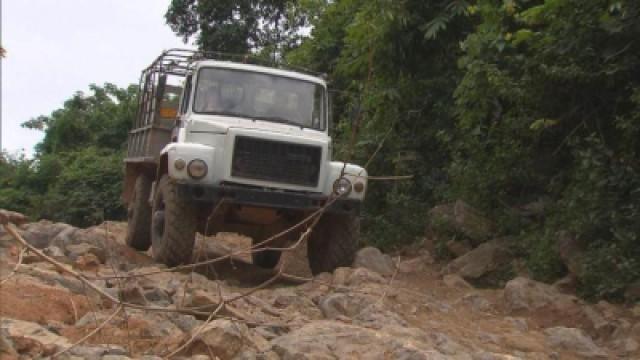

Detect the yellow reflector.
xmin=160 ymin=107 xmax=178 ymax=118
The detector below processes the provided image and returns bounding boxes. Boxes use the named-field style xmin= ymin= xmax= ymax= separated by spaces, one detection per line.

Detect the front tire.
xmin=126 ymin=174 xmax=152 ymax=251
xmin=151 ymin=175 xmax=197 ymax=267
xmin=307 ymin=213 xmax=360 ymax=275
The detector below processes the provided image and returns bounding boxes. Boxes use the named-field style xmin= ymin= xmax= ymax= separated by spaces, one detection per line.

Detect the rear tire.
xmin=151 ymin=175 xmax=197 ymax=267
xmin=307 ymin=213 xmax=360 ymax=275
xmin=126 ymin=174 xmax=152 ymax=251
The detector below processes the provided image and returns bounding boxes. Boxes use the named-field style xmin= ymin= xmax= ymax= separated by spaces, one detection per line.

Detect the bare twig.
xmin=0 ymin=247 xmax=26 ymax=286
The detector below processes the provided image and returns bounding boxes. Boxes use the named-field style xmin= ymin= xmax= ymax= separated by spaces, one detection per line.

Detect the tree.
xmin=165 ymin=0 xmax=313 ymax=54
xmin=22 ymin=83 xmax=137 ymax=155
xmin=288 ymin=0 xmax=473 ymax=247
xmin=1 ymin=83 xmax=137 ymax=227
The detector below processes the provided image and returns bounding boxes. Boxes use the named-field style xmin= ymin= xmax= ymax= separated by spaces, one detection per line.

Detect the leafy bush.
xmin=0 ymin=83 xmax=135 ymax=227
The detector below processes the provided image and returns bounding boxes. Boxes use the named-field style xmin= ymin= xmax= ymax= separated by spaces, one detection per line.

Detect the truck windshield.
xmin=193 ymin=67 xmax=326 ymax=130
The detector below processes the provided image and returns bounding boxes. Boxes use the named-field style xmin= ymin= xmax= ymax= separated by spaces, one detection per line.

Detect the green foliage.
xmin=287 ymin=0 xmax=473 ymax=249
xmin=0 ymin=83 xmax=136 ymax=227
xmin=165 ymin=0 xmax=313 ymax=54
xmin=37 ymin=148 xmax=126 ymax=227
xmin=447 ymin=0 xmax=640 ymax=299
xmin=284 ymin=0 xmax=640 ymax=299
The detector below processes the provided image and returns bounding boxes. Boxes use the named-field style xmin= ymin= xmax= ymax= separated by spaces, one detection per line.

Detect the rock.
xmin=19 ymin=221 xmax=74 ymax=249
xmin=398 ymin=254 xmax=434 ymax=273
xmin=553 ymin=274 xmax=578 ymax=294
xmin=444 ymin=238 xmax=512 ymax=280
xmin=0 ymin=318 xmax=71 ymax=351
xmin=583 ymin=306 xmax=615 ymax=339
xmin=0 ymin=328 xmax=17 ymax=357
xmin=346 ymin=267 xmax=386 ymax=287
xmin=21 ymin=251 xmax=44 ymax=264
xmin=0 ymin=209 xmax=28 ymax=226
xmin=544 ymin=326 xmax=607 ymax=358
xmin=43 ymin=245 xmax=66 ymax=260
xmin=188 ymin=289 xmax=222 ymax=310
xmin=473 ymin=352 xmax=523 ymax=360
xmin=318 ymin=292 xmax=371 ymax=319
xmin=458 ymin=293 xmax=492 ymax=312
xmin=503 ymin=277 xmax=579 ymax=313
xmin=74 ymin=253 xmax=101 ymax=270
xmin=165 ymin=313 xmax=202 ymax=333
xmin=556 ymin=231 xmax=584 ymax=276
xmin=185 ymin=319 xmax=249 ymax=359
xmin=446 ymin=240 xmax=472 ymax=258
xmin=352 ymin=247 xmax=395 ymax=276
xmin=612 ymin=337 xmax=639 ymax=355
xmin=505 ymin=317 xmax=528 ymax=332
xmin=428 ymin=200 xmax=493 ymax=243
xmin=118 ymin=284 xmax=147 ymax=305
xmin=429 ymin=332 xmax=468 ymax=356
xmin=68 ymin=344 xmax=128 ymax=358
xmin=331 ymin=267 xmax=353 ymax=286
xmin=143 ymin=288 xmax=172 ymax=306
xmin=9 ymin=335 xmax=57 ymax=358
xmin=102 ymin=355 xmax=133 ymax=360
xmin=443 ymin=274 xmax=473 ymax=290
xmin=66 ymin=243 xmax=107 ymax=263
xmin=271 ymin=320 xmax=449 ymax=359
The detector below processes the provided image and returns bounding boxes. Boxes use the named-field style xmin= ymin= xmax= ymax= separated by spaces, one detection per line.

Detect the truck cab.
xmin=124 ymin=50 xmax=367 ymax=274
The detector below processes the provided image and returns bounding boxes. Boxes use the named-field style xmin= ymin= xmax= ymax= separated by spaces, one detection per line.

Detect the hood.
xmin=187 ymin=114 xmax=329 ymax=140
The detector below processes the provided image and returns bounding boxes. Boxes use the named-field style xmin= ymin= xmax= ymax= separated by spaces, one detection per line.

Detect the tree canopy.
xmin=165 ymin=0 xmax=316 ymax=54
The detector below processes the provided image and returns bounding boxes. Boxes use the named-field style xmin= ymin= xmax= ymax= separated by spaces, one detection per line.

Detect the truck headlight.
xmin=333 ymin=177 xmax=352 ymax=196
xmin=187 ymin=159 xmax=208 ymax=179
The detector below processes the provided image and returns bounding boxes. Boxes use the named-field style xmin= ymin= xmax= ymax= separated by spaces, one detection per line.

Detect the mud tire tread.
xmin=152 ymin=175 xmax=197 ymax=267
xmin=126 ymin=174 xmax=152 ymax=251
xmin=307 ymin=213 xmax=359 ymax=275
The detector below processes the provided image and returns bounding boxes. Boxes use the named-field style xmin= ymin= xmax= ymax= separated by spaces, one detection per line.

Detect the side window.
xmin=179 ymin=75 xmax=193 ymax=115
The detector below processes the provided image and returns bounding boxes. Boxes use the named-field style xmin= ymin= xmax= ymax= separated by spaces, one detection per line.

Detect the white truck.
xmin=123 ymin=49 xmax=367 ymax=274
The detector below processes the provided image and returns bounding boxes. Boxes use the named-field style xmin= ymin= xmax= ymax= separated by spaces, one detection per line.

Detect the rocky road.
xmin=0 ymin=215 xmax=639 ymax=359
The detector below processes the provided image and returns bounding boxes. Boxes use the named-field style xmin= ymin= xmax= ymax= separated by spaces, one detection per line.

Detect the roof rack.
xmin=142 ymin=48 xmax=324 ymax=79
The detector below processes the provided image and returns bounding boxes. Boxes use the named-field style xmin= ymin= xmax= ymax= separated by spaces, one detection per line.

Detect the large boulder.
xmin=352 ymin=247 xmax=395 ymax=276
xmin=444 ymin=238 xmax=512 ymax=280
xmin=503 ymin=277 xmax=580 ymax=313
xmin=428 ymin=200 xmax=493 ymax=244
xmin=0 ymin=318 xmax=71 ymax=354
xmin=176 ymin=319 xmax=267 ymax=359
xmin=544 ymin=327 xmax=607 ymax=358
xmin=18 ymin=221 xmax=74 ymax=249
xmin=446 ymin=239 xmax=472 ymax=258
xmin=0 ymin=209 xmax=27 ymax=226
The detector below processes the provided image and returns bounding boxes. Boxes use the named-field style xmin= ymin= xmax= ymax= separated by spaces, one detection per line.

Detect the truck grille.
xmin=231 ymin=136 xmax=322 ymax=187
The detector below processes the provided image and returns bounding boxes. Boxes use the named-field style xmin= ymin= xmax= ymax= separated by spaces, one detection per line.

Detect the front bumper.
xmin=176 ymin=182 xmax=361 ymax=215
